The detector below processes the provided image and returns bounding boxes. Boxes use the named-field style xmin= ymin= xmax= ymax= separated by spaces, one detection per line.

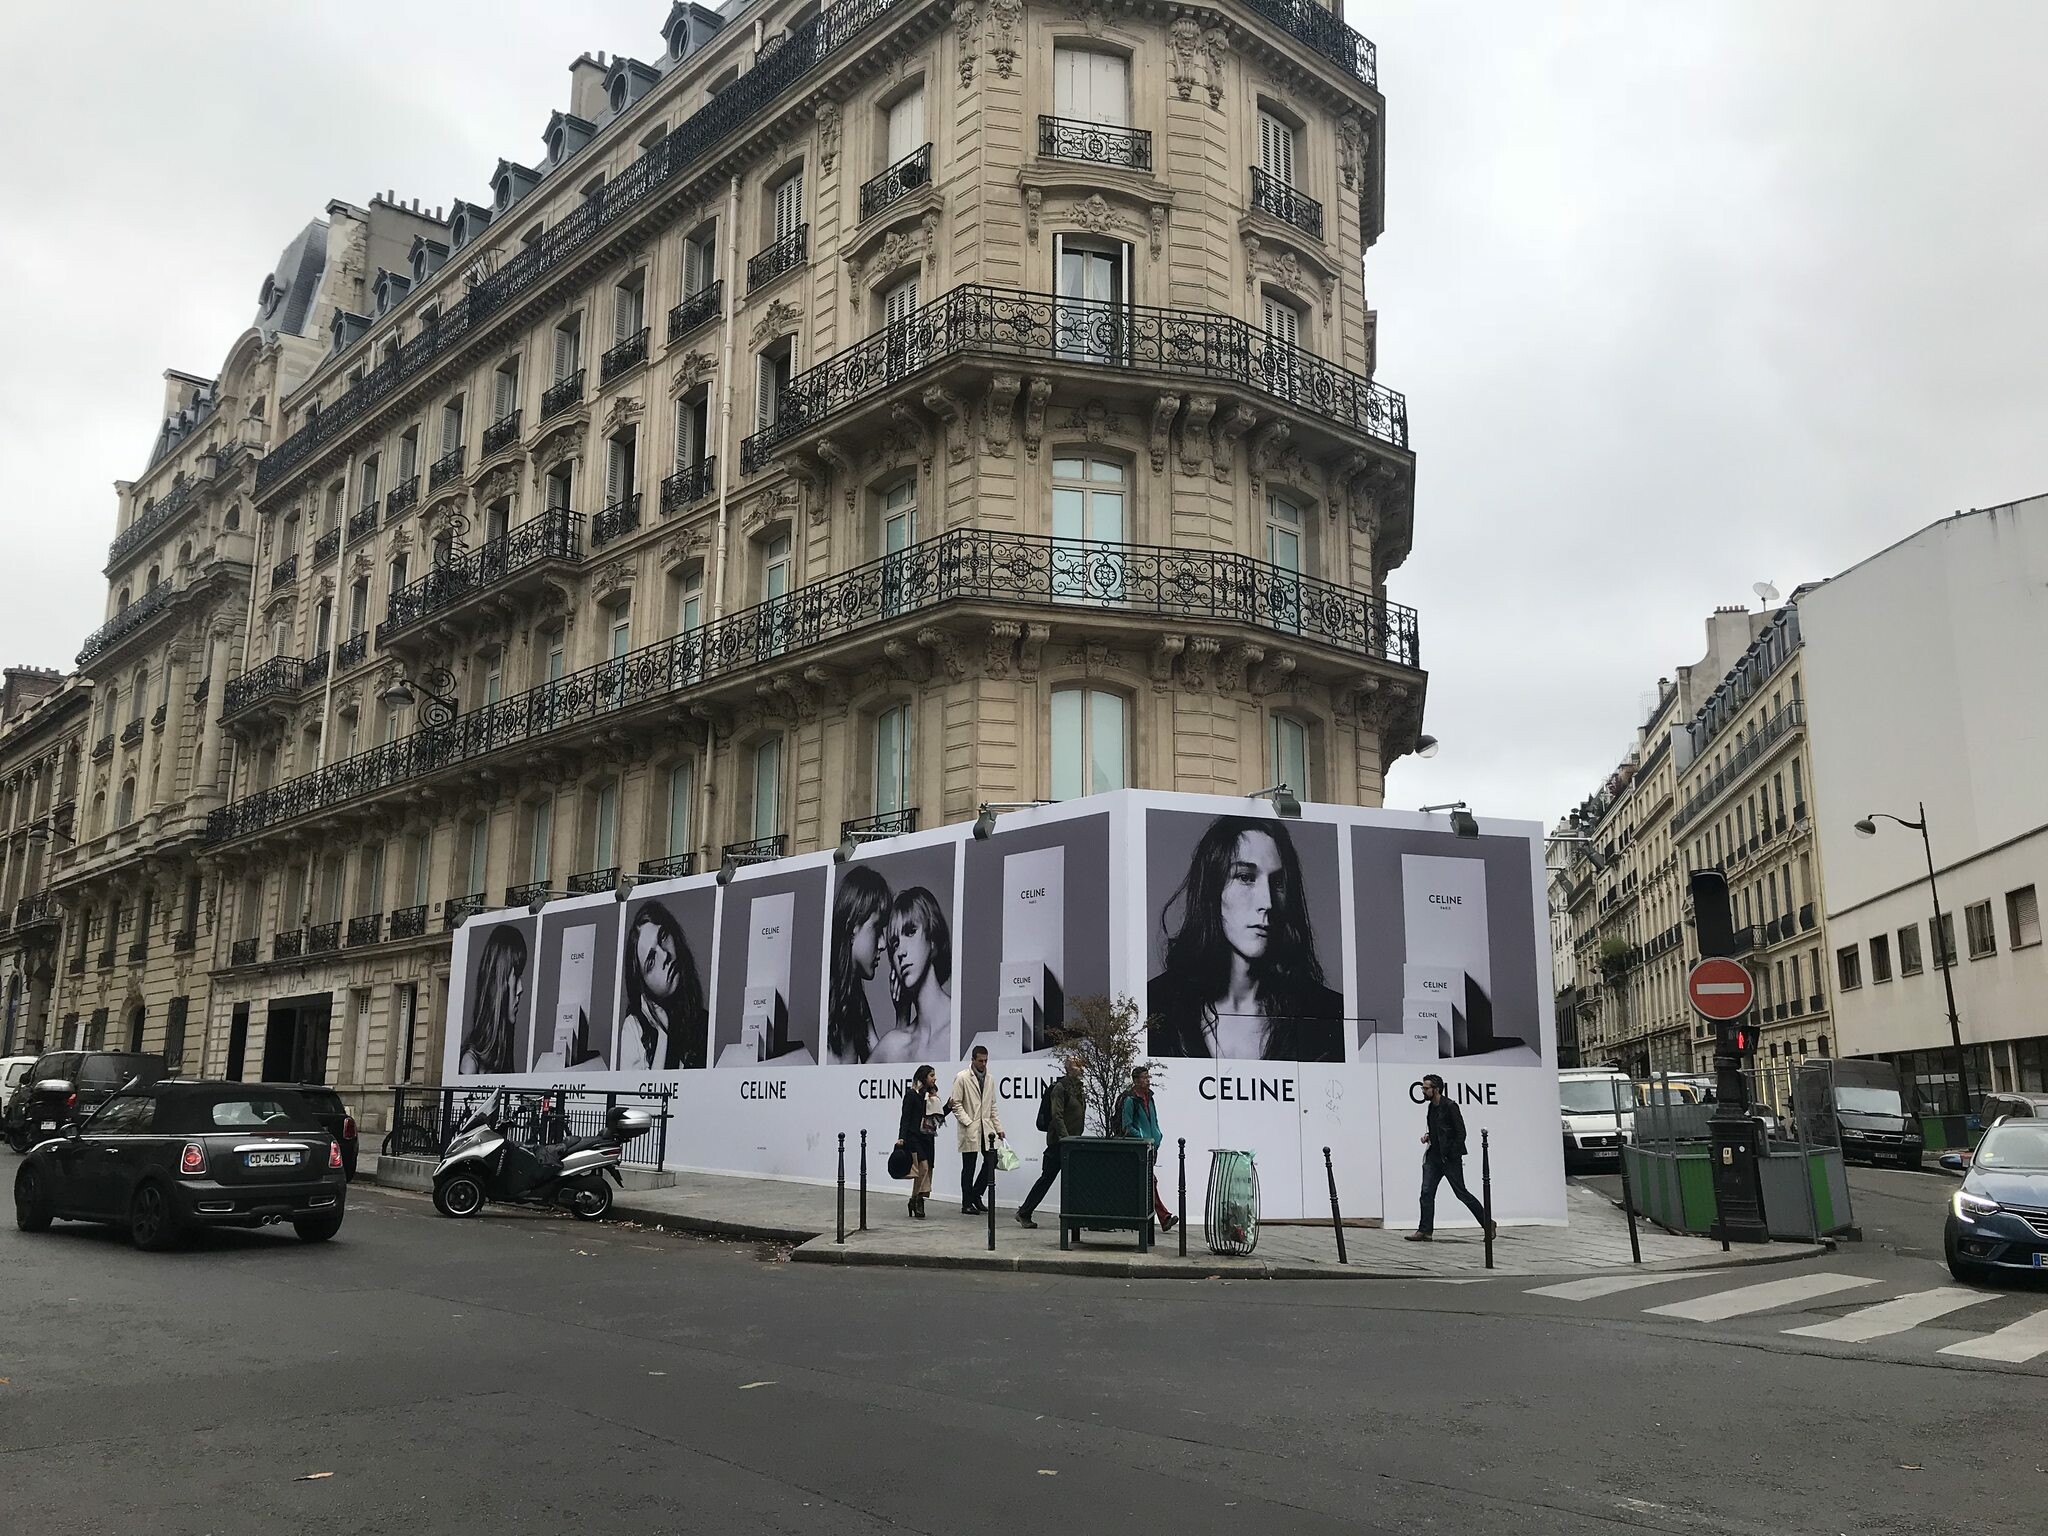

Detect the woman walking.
xmin=895 ymin=1064 xmax=946 ymax=1218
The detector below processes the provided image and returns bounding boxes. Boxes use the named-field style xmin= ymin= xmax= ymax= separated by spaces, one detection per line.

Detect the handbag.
xmin=887 ymin=1144 xmax=914 ymax=1180
xmin=994 ymin=1144 xmax=1022 ymax=1173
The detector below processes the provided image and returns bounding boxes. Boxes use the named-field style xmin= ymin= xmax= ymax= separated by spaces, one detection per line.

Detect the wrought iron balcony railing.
xmin=1250 ymin=167 xmax=1323 ymax=239
xmin=152 ymin=702 xmax=167 ymax=729
xmin=505 ymin=880 xmax=552 ymax=907
xmin=15 ymin=893 xmax=57 ymax=930
xmin=1240 ymin=0 xmax=1377 ymax=86
xmin=668 ymin=281 xmax=722 ymax=342
xmin=336 ymin=632 xmax=368 ymax=670
xmin=540 ymin=368 xmax=584 ymax=420
xmin=253 ymin=0 xmax=917 ymax=497
xmin=860 ymin=142 xmax=932 ymax=221
xmin=429 ymin=446 xmax=465 ymax=491
xmin=661 ymin=458 xmax=716 ymax=513
xmin=723 ymin=834 xmax=787 ymax=865
xmin=1037 ymin=115 xmax=1151 ymax=171
xmin=389 ymin=903 xmax=428 ymax=940
xmin=1670 ymin=701 xmax=1806 ymax=836
xmin=376 ymin=508 xmax=585 ymax=645
xmin=68 ymin=955 xmax=86 ymax=977
xmin=347 ymin=913 xmax=383 ymax=947
xmin=302 ymin=651 xmax=330 ymax=689
xmin=747 ymin=226 xmax=808 ymax=292
xmin=601 ymin=327 xmax=650 ymax=385
xmin=313 ymin=527 xmax=341 ymax=566
xmin=230 ymin=936 xmax=259 ymax=966
xmin=443 ymin=893 xmax=486 ymax=931
xmin=274 ymin=929 xmax=304 ymax=961
xmin=637 ymin=852 xmax=697 ymax=880
xmin=272 ymin=554 xmax=298 ymax=590
xmin=127 ymin=940 xmax=148 ymax=963
xmin=306 ymin=921 xmax=342 ymax=955
xmin=222 ymin=655 xmax=309 ymax=718
xmin=482 ymin=409 xmax=522 ymax=457
xmin=387 ymin=474 xmax=420 ymax=520
xmin=742 ymin=285 xmax=1410 ymax=471
xmin=120 ymin=718 xmax=145 ymax=747
xmin=107 ymin=475 xmax=199 ymax=571
xmin=172 ymin=928 xmax=197 ymax=953
xmin=208 ymin=527 xmax=1418 ymax=847
xmin=78 ymin=581 xmax=179 ymax=665
xmin=348 ymin=503 xmax=379 ymax=542
xmin=90 ymin=733 xmax=114 ymax=761
xmin=567 ymin=867 xmax=620 ymax=894
xmin=841 ymin=808 xmax=919 ymax=846
xmin=592 ymin=492 xmax=643 ymax=548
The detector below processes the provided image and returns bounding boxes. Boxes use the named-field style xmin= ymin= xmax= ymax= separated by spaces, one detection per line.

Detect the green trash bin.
xmin=1205 ymin=1149 xmax=1259 ymax=1256
xmin=1058 ymin=1136 xmax=1155 ymax=1251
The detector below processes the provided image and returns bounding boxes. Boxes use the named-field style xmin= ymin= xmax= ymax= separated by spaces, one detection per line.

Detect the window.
xmin=885 ymin=84 xmax=925 ymax=168
xmin=593 ymin=781 xmax=618 ymax=872
xmin=1054 ymin=235 xmax=1128 ymax=361
xmin=481 ymin=656 xmax=504 ymax=707
xmin=613 ymin=271 xmax=646 ymax=342
xmin=605 ymin=429 xmax=638 ymax=509
xmin=607 ymin=603 xmax=633 ymax=660
xmin=1898 ymin=922 xmax=1923 ymax=975
xmin=553 ymin=317 xmax=581 ymax=381
xmin=399 ymin=427 xmax=419 ymax=478
xmin=674 ymin=393 xmax=709 ymax=467
xmin=545 ymin=463 xmax=574 ymax=511
xmin=396 ymin=983 xmax=420 ymax=1084
xmin=1965 ymin=899 xmax=1997 ymax=959
xmin=409 ymin=832 xmax=432 ymax=908
xmin=752 ymin=737 xmax=784 ymax=841
xmin=882 ymin=275 xmax=924 ymax=373
xmin=874 ymin=704 xmax=912 ymax=816
xmin=279 ymin=513 xmax=300 ymax=555
xmin=1051 ymin=686 xmax=1126 ymax=801
xmin=544 ymin=627 xmax=567 ymax=683
xmin=772 ymin=170 xmax=804 ymax=244
xmin=360 ymin=842 xmax=385 ymax=914
xmin=675 ymin=567 xmax=704 ymax=633
xmin=666 ymin=761 xmax=694 ymax=859
xmin=756 ymin=342 xmax=793 ymax=430
xmin=880 ymin=480 xmax=916 ymax=614
xmin=1932 ymin=912 xmax=1957 ymax=967
xmin=1258 ymin=108 xmax=1297 ymax=186
xmin=1052 ymin=455 xmax=1125 ymax=600
xmin=115 ymin=777 xmax=136 ymax=827
xmin=312 ymin=596 xmax=333 ymax=655
xmin=528 ymin=798 xmax=553 ymax=887
xmin=1053 ymin=46 xmax=1129 ymax=125
xmin=1869 ymin=931 xmax=1892 ymax=983
xmin=1262 ymin=293 xmax=1303 ymax=353
xmin=760 ymin=533 xmax=793 ymax=657
xmin=463 ymin=819 xmax=488 ymax=899
xmin=682 ymin=229 xmax=717 ymax=298
xmin=2010 ymin=885 xmax=2041 ymax=949
xmin=1265 ymin=490 xmax=1305 ymax=631
xmin=1271 ymin=714 xmax=1309 ymax=799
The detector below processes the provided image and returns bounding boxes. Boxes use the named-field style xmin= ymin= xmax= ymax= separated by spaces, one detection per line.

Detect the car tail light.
xmin=179 ymin=1142 xmax=207 ymax=1176
xmin=342 ymin=1115 xmax=357 ymax=1142
xmin=66 ymin=1092 xmax=77 ymax=1109
xmin=328 ymin=1139 xmax=344 ymax=1170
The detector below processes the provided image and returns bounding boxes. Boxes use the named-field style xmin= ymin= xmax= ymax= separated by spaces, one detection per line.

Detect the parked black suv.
xmin=6 ymin=1050 xmax=169 ymax=1151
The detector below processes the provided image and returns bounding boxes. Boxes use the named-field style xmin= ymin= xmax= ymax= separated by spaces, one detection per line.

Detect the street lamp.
xmin=1855 ymin=802 xmax=1972 ymax=1116
xmin=379 ymin=665 xmax=460 ymax=728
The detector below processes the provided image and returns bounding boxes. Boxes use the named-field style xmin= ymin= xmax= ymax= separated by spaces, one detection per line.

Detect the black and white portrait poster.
xmin=527 ymin=897 xmax=623 ymax=1073
xmin=1143 ymin=809 xmax=1346 ymax=1062
xmin=617 ymin=880 xmax=717 ymax=1072
xmin=711 ymin=863 xmax=826 ymax=1067
xmin=826 ymin=841 xmax=958 ymax=1067
xmin=449 ymin=911 xmax=536 ymax=1079
xmin=958 ymin=808 xmax=1112 ymax=1059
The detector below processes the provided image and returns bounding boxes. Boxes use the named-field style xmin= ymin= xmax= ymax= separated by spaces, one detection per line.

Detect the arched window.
xmin=751 ymin=737 xmax=784 ymax=842
xmin=590 ymin=779 xmax=619 ymax=873
xmin=117 ymin=587 xmax=132 ymax=612
xmin=1050 ymin=686 xmax=1126 ymax=801
xmin=664 ymin=760 xmax=695 ymax=861
xmin=874 ymin=703 xmax=912 ymax=816
xmin=879 ymin=480 xmax=916 ymax=615
xmin=1052 ymin=454 xmax=1126 ymax=600
xmin=146 ymin=565 xmax=161 ymax=593
xmin=1270 ymin=713 xmax=1311 ymax=800
xmin=115 ymin=777 xmax=136 ymax=827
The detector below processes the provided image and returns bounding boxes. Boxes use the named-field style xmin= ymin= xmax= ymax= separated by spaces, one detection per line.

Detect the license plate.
xmin=41 ymin=1121 xmax=56 ymax=1130
xmin=245 ymin=1150 xmax=301 ymax=1168
xmin=2033 ymin=1254 xmax=2048 ymax=1270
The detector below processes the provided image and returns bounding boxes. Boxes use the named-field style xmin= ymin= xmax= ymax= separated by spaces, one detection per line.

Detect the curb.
xmin=606 ymin=1196 xmax=822 ymax=1247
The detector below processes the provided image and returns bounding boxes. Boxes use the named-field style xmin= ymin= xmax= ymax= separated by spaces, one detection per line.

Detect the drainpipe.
xmin=699 ymin=172 xmax=743 ymax=864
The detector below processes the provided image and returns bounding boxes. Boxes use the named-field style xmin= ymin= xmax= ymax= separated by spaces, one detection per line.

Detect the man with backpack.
xmin=1016 ymin=1053 xmax=1087 ymax=1229
xmin=1115 ymin=1064 xmax=1176 ymax=1233
xmin=1405 ymin=1073 xmax=1496 ymax=1242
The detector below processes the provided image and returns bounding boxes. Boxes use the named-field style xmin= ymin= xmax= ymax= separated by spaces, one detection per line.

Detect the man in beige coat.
xmin=949 ymin=1044 xmax=1007 ymax=1214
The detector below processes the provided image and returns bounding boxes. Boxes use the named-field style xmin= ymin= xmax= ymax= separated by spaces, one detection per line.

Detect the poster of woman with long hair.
xmin=826 ymin=842 xmax=957 ymax=1065
xmin=872 ymin=885 xmax=953 ymax=1064
xmin=1145 ymin=811 xmax=1345 ymax=1061
xmin=826 ymin=865 xmax=892 ymax=1065
xmin=458 ymin=917 xmax=534 ymax=1076
xmin=619 ymin=885 xmax=714 ymax=1071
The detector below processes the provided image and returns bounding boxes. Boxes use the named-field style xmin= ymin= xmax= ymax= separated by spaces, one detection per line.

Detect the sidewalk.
xmin=365 ymin=1156 xmax=1825 ymax=1279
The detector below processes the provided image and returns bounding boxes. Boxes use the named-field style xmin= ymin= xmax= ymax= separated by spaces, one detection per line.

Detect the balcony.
xmin=482 ymin=410 xmax=522 ymax=457
xmin=272 ymin=554 xmax=298 ymax=590
xmin=1250 ymin=167 xmax=1324 ymax=240
xmin=723 ymin=834 xmax=787 ymax=867
xmin=14 ymin=893 xmax=57 ymax=932
xmin=274 ymin=929 xmax=304 ymax=961
xmin=152 ymin=702 xmax=167 ymax=730
xmin=567 ymin=867 xmax=619 ymax=895
xmin=540 ymin=368 xmax=585 ymax=420
xmin=1809 ymin=994 xmax=1824 ymax=1014
xmin=860 ymin=143 xmax=931 ymax=221
xmin=505 ymin=880 xmax=552 ymax=908
xmin=229 ymin=937 xmax=258 ymax=966
xmin=305 ymin=921 xmax=341 ymax=955
xmin=210 ymin=525 xmax=1420 ymax=847
xmin=592 ymin=493 xmax=643 ymax=548
xmin=120 ymin=718 xmax=144 ymax=748
xmin=747 ymin=226 xmax=808 ymax=292
xmin=661 ymin=458 xmax=716 ymax=513
xmin=348 ymin=502 xmax=379 ymax=542
xmin=336 ymin=632 xmax=368 ymax=670
xmin=387 ymin=475 xmax=420 ymax=521
xmin=172 ymin=928 xmax=196 ymax=953
xmin=313 ymin=526 xmax=341 ymax=566
xmin=841 ymin=808 xmax=919 ymax=849
xmin=78 ymin=581 xmax=179 ymax=666
xmin=1240 ymin=0 xmax=1377 ymax=85
xmin=221 ymin=655 xmax=309 ymax=720
xmin=127 ymin=940 xmax=148 ymax=964
xmin=375 ymin=508 xmax=585 ymax=647
xmin=428 ymin=446 xmax=465 ymax=491
xmin=601 ymin=327 xmax=650 ymax=385
xmin=668 ymin=284 xmax=723 ymax=348
xmin=1729 ymin=924 xmax=1758 ymax=956
xmin=743 ymin=285 xmax=1409 ymax=473
xmin=346 ymin=913 xmax=383 ymax=947
xmin=1670 ymin=700 xmax=1806 ymax=836
xmin=1037 ymin=115 xmax=1151 ymax=171
xmin=90 ymin=733 xmax=113 ymax=761
xmin=443 ymin=894 xmax=486 ymax=931
xmin=68 ymin=956 xmax=85 ymax=977
xmin=637 ymin=852 xmax=697 ymax=881
xmin=107 ymin=475 xmax=201 ymax=571
xmin=1799 ymin=902 xmax=1815 ymax=931
xmin=302 ymin=651 xmax=331 ymax=689
xmin=389 ymin=903 xmax=428 ymax=940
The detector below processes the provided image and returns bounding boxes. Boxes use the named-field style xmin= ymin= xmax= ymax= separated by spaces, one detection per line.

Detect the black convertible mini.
xmin=13 ymin=1081 xmax=347 ymax=1251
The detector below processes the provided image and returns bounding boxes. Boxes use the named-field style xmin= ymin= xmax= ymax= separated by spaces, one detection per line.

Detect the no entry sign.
xmin=1687 ymin=957 xmax=1755 ymax=1021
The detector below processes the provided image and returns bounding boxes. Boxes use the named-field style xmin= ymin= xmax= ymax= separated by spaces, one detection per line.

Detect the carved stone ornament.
xmin=1337 ymin=112 xmax=1366 ymax=193
xmin=1148 ymin=395 xmax=1181 ymax=472
xmin=1169 ymin=16 xmax=1201 ymax=101
xmin=955 ymin=0 xmax=981 ymax=87
xmin=1200 ymin=26 xmax=1228 ymax=108
xmin=476 ymin=463 xmax=520 ymax=506
xmin=890 ymin=403 xmax=936 ymax=472
xmin=1065 ymin=0 xmax=1111 ymax=38
xmin=989 ymin=0 xmax=1023 ymax=78
xmin=1062 ymin=399 xmax=1122 ymax=445
xmin=1179 ymin=394 xmax=1217 ymax=475
xmin=815 ymin=101 xmax=841 ymax=172
xmin=882 ymin=637 xmax=932 ymax=684
xmin=849 ymin=224 xmax=933 ymax=294
xmin=1247 ymin=420 xmax=1292 ymax=493
xmin=921 ymin=385 xmax=971 ymax=464
xmin=659 ymin=525 xmax=712 ymax=569
xmin=918 ymin=626 xmax=967 ymax=682
xmin=1018 ymin=621 xmax=1050 ymax=678
xmin=984 ymin=373 xmax=1021 ymax=456
xmin=1022 ymin=377 xmax=1053 ymax=459
xmin=985 ymin=620 xmax=1021 ymax=679
xmin=1250 ymin=652 xmax=1297 ymax=697
xmin=1066 ymin=193 xmax=1138 ymax=240
xmin=530 ymin=422 xmax=583 ymax=486
xmin=1246 ymin=238 xmax=1336 ymax=320
xmin=749 ymin=299 xmax=802 ymax=350
xmin=1180 ymin=636 xmax=1221 ymax=693
xmin=1211 ymin=403 xmax=1257 ymax=483
xmin=670 ymin=351 xmax=715 ymax=396
xmin=1023 ymin=187 xmax=1042 ymax=243
xmin=1149 ymin=633 xmax=1186 ymax=690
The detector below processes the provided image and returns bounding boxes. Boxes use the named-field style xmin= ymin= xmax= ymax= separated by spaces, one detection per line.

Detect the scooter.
xmin=431 ymin=1088 xmax=652 ymax=1221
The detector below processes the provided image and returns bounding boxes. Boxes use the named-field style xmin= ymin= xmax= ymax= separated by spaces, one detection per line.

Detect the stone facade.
xmin=0 ymin=671 xmax=90 ymax=1056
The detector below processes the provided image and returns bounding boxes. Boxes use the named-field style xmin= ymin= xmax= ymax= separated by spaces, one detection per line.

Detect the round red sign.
xmin=1687 ymin=956 xmax=1755 ymax=1021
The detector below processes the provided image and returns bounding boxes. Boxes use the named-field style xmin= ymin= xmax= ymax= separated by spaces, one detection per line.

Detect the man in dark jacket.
xmin=1016 ymin=1054 xmax=1087 ymax=1229
xmin=1405 ymin=1073 xmax=1496 ymax=1242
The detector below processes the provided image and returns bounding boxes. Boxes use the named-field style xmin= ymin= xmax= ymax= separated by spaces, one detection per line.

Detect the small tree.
xmin=1051 ymin=994 xmax=1163 ymax=1135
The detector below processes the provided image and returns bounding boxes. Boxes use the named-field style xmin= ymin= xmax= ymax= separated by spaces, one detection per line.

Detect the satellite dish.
xmin=1753 ymin=580 xmax=1780 ymax=607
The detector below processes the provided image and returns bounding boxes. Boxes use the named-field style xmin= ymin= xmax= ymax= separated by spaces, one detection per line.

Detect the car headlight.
xmin=1561 ymin=1117 xmax=1575 ymax=1135
xmin=1954 ymin=1189 xmax=2002 ymax=1222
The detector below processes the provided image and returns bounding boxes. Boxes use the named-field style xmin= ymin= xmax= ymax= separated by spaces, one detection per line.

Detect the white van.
xmin=1558 ymin=1069 xmax=1635 ymax=1171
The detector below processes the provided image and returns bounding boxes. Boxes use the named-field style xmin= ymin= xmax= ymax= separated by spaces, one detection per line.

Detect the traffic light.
xmin=1689 ymin=869 xmax=1736 ymax=958
xmin=1714 ymin=1017 xmax=1758 ymax=1059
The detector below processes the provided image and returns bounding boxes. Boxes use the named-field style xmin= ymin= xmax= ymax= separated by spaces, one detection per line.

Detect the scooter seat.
xmin=542 ymin=1133 xmax=613 ymax=1163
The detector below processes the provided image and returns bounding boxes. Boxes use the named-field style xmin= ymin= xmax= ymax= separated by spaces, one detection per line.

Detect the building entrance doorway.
xmin=262 ymin=994 xmax=333 ymax=1083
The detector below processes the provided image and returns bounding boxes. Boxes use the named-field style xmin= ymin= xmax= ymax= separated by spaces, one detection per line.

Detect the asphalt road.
xmin=1 ymin=1173 xmax=2038 ymax=1536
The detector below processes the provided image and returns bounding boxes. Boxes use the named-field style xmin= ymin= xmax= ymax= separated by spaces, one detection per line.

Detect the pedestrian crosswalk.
xmin=1525 ymin=1269 xmax=2048 ymax=1365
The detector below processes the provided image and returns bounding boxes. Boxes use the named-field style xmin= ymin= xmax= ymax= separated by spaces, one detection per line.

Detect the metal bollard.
xmin=859 ymin=1128 xmax=868 ymax=1232
xmin=1177 ymin=1137 xmax=1188 ymax=1258
xmin=1481 ymin=1129 xmax=1494 ymax=1271
xmin=1323 ymin=1145 xmax=1348 ymax=1265
xmin=985 ymin=1132 xmax=997 ymax=1253
xmin=836 ymin=1132 xmax=846 ymax=1244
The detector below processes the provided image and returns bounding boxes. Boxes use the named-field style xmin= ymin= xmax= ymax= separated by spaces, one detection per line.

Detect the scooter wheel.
xmin=568 ymin=1179 xmax=613 ymax=1221
xmin=436 ymin=1172 xmax=486 ymax=1218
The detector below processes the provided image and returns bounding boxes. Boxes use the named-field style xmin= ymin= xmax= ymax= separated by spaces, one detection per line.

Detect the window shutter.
xmin=494 ymin=367 xmax=516 ymax=418
xmin=1263 ymin=295 xmax=1299 ymax=348
xmin=674 ymin=402 xmax=694 ymax=466
xmin=775 ymin=174 xmax=803 ymax=241
xmin=885 ymin=278 xmax=919 ymax=327
xmin=605 ymin=442 xmax=626 ymax=507
xmin=757 ymin=355 xmax=779 ymax=429
xmin=553 ymin=325 xmax=576 ymax=381
xmin=887 ymin=90 xmax=924 ymax=164
xmin=1259 ymin=111 xmax=1295 ymax=185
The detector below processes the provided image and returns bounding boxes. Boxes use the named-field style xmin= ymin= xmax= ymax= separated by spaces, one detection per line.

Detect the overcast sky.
xmin=1 ymin=2 xmax=2042 ymax=827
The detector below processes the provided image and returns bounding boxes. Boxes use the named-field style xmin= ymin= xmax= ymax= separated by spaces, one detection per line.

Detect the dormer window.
xmin=610 ymin=78 xmax=629 ymax=113
xmin=451 ymin=214 xmax=470 ymax=247
xmin=494 ymin=176 xmax=512 ymax=211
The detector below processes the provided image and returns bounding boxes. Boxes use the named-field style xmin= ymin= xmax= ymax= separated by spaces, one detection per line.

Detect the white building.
xmin=1804 ymin=496 xmax=2048 ymax=1107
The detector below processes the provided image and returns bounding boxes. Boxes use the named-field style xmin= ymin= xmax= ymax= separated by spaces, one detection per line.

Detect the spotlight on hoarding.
xmin=971 ymin=801 xmax=1051 ymax=840
xmin=1422 ymin=801 xmax=1481 ymax=840
xmin=1245 ymin=784 xmax=1303 ymax=819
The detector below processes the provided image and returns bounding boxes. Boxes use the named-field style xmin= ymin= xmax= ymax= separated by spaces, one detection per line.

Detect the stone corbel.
xmin=1178 ymin=395 xmax=1216 ymax=475
xmin=1180 ymin=636 xmax=1222 ymax=693
xmin=1023 ymin=187 xmax=1042 ymax=244
xmin=955 ymin=0 xmax=981 ymax=88
xmin=1247 ymin=420 xmax=1292 ymax=492
xmin=921 ymin=385 xmax=971 ymax=464
xmin=1148 ymin=394 xmax=1182 ymax=473
xmin=1017 ymin=622 xmax=1050 ymax=678
xmin=1217 ymin=642 xmax=1261 ymax=695
xmin=917 ymin=626 xmax=967 ymax=681
xmin=890 ymin=403 xmax=936 ymax=473
xmin=984 ymin=373 xmax=1021 ymax=456
xmin=984 ymin=620 xmax=1021 ymax=679
xmin=785 ymin=459 xmax=830 ymax=528
xmin=1149 ymin=633 xmax=1186 ymax=692
xmin=774 ymin=670 xmax=820 ymax=722
xmin=1211 ymin=404 xmax=1257 ymax=483
xmin=1150 ymin=205 xmax=1167 ymax=258
xmin=803 ymin=663 xmax=850 ymax=712
xmin=815 ymin=438 xmax=855 ymax=517
xmin=1021 ymin=376 xmax=1053 ymax=460
xmin=883 ymin=638 xmax=933 ymax=683
xmin=1249 ymin=653 xmax=1297 ymax=697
